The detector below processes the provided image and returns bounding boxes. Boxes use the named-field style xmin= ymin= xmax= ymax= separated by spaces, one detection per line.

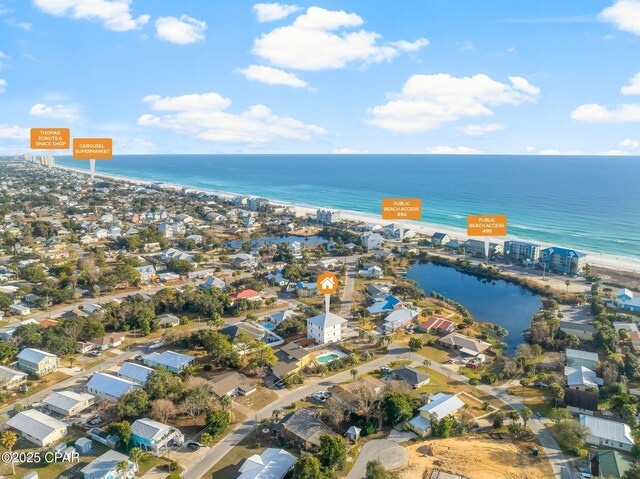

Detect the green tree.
xmin=145 ymin=368 xmax=184 ymax=400
xmin=205 ymin=410 xmax=231 ymax=437
xmin=383 ymin=391 xmax=415 ymax=424
xmin=366 ymin=460 xmax=399 ymax=479
xmin=116 ymin=390 xmax=151 ymax=419
xmin=318 ymin=435 xmax=347 ymax=471
xmin=408 ymin=337 xmax=423 ymax=352
xmin=521 ymin=406 xmax=532 ymax=425
xmin=107 ymin=421 xmax=132 ymax=450
xmin=555 ymin=419 xmax=588 ymax=455
xmin=549 ymin=408 xmax=572 ymax=424
xmin=1 ymin=431 xmax=17 ymax=475
xmin=293 ymin=456 xmax=333 ymax=479
xmin=350 ymin=368 xmax=358 ymax=382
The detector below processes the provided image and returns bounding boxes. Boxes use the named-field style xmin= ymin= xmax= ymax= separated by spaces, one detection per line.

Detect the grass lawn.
xmin=137 ymin=452 xmax=170 ymax=476
xmin=506 ymin=385 xmax=554 ymax=417
xmin=235 ymin=387 xmax=279 ymax=411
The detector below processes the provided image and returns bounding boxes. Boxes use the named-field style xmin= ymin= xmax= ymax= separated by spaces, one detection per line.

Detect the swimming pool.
xmin=262 ymin=322 xmax=275 ymax=330
xmin=316 ymin=353 xmax=340 ymax=364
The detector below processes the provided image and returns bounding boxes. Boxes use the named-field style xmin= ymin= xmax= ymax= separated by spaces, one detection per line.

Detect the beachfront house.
xmin=409 ymin=393 xmax=466 ymax=436
xmin=307 ymin=312 xmax=347 ymax=344
xmin=431 ymin=232 xmax=450 ymax=246
xmin=503 ymin=241 xmax=541 ymax=263
xmin=131 ymin=418 xmax=184 ymax=453
xmin=580 ymin=415 xmax=634 ymax=452
xmin=16 ymin=348 xmax=60 ymax=376
xmin=6 ymin=409 xmax=68 ymax=447
xmin=614 ymin=288 xmax=640 ymax=313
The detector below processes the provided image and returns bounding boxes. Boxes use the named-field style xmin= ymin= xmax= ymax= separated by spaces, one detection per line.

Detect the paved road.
xmin=181 ymin=344 xmax=410 ymax=479
xmin=346 ymin=439 xmax=408 ymax=479
xmin=340 ymin=256 xmax=359 ymax=318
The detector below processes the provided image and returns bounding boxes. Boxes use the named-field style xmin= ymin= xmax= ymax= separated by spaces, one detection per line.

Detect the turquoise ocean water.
xmin=55 ymin=154 xmax=640 ymax=259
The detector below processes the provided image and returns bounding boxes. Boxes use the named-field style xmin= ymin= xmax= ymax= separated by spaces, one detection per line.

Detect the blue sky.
xmin=1 ymin=0 xmax=640 ymax=155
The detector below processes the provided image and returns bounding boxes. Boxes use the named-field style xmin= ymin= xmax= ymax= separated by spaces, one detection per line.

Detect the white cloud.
xmin=620 ymin=138 xmax=640 ymax=149
xmin=138 ymin=91 xmax=326 ymax=143
xmin=456 ymin=123 xmax=503 ymax=136
xmin=368 ymin=73 xmax=540 ymax=133
xmin=32 ymin=0 xmax=149 ymax=32
xmin=0 ymin=79 xmax=6 ymax=93
xmin=571 ymin=103 xmax=640 ymax=123
xmin=253 ymin=3 xmax=302 ymax=23
xmin=621 ymin=71 xmax=640 ymax=95
xmin=155 ymin=15 xmax=207 ymax=45
xmin=424 ymin=145 xmax=484 ymax=154
xmin=253 ymin=6 xmax=428 ymax=71
xmin=332 ymin=148 xmax=369 ymax=154
xmin=0 ymin=50 xmax=11 ymax=69
xmin=601 ymin=149 xmax=629 ymax=155
xmin=0 ymin=123 xmax=29 ymax=139
xmin=29 ymin=103 xmax=79 ymax=120
xmin=0 ymin=4 xmax=11 ymax=15
xmin=238 ymin=65 xmax=308 ymax=88
xmin=459 ymin=40 xmax=474 ymax=51
xmin=599 ymin=0 xmax=640 ymax=35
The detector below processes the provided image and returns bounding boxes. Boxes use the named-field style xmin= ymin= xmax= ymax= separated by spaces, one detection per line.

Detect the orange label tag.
xmin=317 ymin=272 xmax=339 ymax=295
xmin=73 ymin=138 xmax=113 ymax=159
xmin=467 ymin=215 xmax=507 ymax=236
xmin=382 ymin=198 xmax=422 ymax=220
xmin=30 ymin=128 xmax=70 ymax=149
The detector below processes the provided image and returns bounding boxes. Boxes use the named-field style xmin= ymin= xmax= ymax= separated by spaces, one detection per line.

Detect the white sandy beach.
xmin=56 ymin=164 xmax=640 ymax=274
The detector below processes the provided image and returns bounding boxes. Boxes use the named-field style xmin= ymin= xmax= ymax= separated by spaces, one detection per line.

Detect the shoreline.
xmin=55 ymin=164 xmax=640 ymax=274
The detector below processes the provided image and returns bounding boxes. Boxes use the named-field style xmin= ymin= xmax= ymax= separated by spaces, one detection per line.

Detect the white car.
xmin=149 ymin=340 xmax=165 ymax=349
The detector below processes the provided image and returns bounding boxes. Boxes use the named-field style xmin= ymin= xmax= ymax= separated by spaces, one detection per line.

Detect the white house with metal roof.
xmin=580 ymin=414 xmax=634 ymax=452
xmin=383 ymin=308 xmax=419 ymax=333
xmin=564 ymin=366 xmax=603 ymax=391
xmin=306 ymin=312 xmax=347 ymax=344
xmin=16 ymin=348 xmax=60 ymax=376
xmin=142 ymin=351 xmax=194 ymax=373
xmin=408 ymin=393 xmax=466 ymax=437
xmin=0 ymin=364 xmax=27 ymax=390
xmin=6 ymin=409 xmax=67 ymax=447
xmin=86 ymin=373 xmax=141 ymax=401
xmin=44 ymin=390 xmax=95 ymax=416
xmin=81 ymin=450 xmax=136 ymax=479
xmin=117 ymin=362 xmax=154 ymax=384
xmin=565 ymin=348 xmax=599 ymax=370
xmin=238 ymin=448 xmax=296 ymax=479
xmin=131 ymin=418 xmax=184 ymax=454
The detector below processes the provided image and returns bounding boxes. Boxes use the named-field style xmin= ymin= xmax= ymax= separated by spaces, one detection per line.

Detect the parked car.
xmin=133 ymin=355 xmax=144 ymax=361
xmin=380 ymin=366 xmax=392 ymax=375
xmin=186 ymin=442 xmax=201 ymax=451
xmin=89 ymin=350 xmax=101 ymax=357
xmin=149 ymin=340 xmax=165 ymax=350
xmin=533 ymin=382 xmax=548 ymax=388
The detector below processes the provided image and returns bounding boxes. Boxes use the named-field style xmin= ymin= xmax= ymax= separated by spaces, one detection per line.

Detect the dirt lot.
xmin=400 ymin=435 xmax=554 ymax=479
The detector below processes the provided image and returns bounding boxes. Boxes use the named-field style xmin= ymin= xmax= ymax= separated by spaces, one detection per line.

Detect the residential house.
xmin=131 ymin=418 xmax=184 ymax=453
xmin=361 ymin=232 xmax=384 ymax=250
xmin=358 ymin=265 xmax=383 ymax=279
xmin=153 ymin=313 xmax=180 ymax=328
xmin=83 ymin=303 xmax=102 ymax=315
xmin=90 ymin=333 xmax=125 ymax=350
xmin=16 ymin=348 xmax=60 ymax=375
xmin=565 ymin=366 xmax=603 ymax=391
xmin=316 ymin=209 xmax=341 ymax=225
xmin=81 ymin=450 xmax=137 ymax=479
xmin=272 ymin=342 xmax=314 ymax=379
xmin=541 ymin=247 xmax=588 ymax=275
xmin=391 ymin=365 xmax=431 ymax=389
xmin=367 ymin=295 xmax=403 ymax=315
xmin=296 ymin=281 xmax=319 ymax=298
xmin=276 ymin=408 xmax=335 ymax=451
xmin=220 ymin=322 xmax=267 ymax=343
xmin=9 ymin=304 xmax=31 ymax=316
xmin=134 ymin=265 xmax=156 ymax=283
xmin=580 ymin=415 xmax=634 ymax=452
xmin=438 ymin=332 xmax=491 ymax=357
xmin=0 ymin=365 xmax=27 ymax=390
xmin=564 ymin=388 xmax=598 ymax=416
xmin=418 ymin=317 xmax=456 ymax=335
xmin=383 ymin=308 xmax=419 ymax=334
xmin=230 ymin=253 xmax=258 ymax=269
xmin=614 ymin=288 xmax=640 ymax=313
xmin=307 ymin=312 xmax=347 ymax=344
xmin=431 ymin=232 xmax=450 ymax=246
xmin=408 ymin=393 xmax=466 ymax=436
xmin=268 ymin=310 xmax=298 ymax=325
xmin=591 ymin=450 xmax=633 ymax=479
xmin=230 ymin=289 xmax=262 ymax=305
xmin=143 ymin=351 xmax=194 ymax=373
xmin=464 ymin=239 xmax=503 ymax=258
xmin=565 ymin=348 xmax=599 ymax=370
xmin=117 ymin=362 xmax=154 ymax=385
xmin=44 ymin=391 xmax=95 ymax=416
xmin=559 ymin=321 xmax=595 ymax=341
xmin=200 ymin=276 xmax=227 ymax=291
xmin=209 ymin=371 xmax=257 ymax=397
xmin=157 ymin=248 xmax=194 ymax=263
xmin=86 ymin=373 xmax=141 ymax=401
xmin=6 ymin=409 xmax=67 ymax=447
xmin=237 ymin=448 xmax=296 ymax=479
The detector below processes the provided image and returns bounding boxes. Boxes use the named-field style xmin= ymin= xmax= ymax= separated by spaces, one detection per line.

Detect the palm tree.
xmin=565 ymin=280 xmax=570 ymax=293
xmin=272 ymin=408 xmax=283 ymax=422
xmin=68 ymin=357 xmax=75 ymax=369
xmin=1 ymin=431 xmax=17 ymax=475
xmin=350 ymin=368 xmax=358 ymax=382
xmin=116 ymin=459 xmax=130 ymax=476
xmin=423 ymin=359 xmax=431 ymax=370
xmin=128 ymin=447 xmax=144 ymax=471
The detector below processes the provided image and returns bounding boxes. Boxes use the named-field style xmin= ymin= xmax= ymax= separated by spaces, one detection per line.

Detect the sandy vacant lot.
xmin=401 ymin=435 xmax=554 ymax=479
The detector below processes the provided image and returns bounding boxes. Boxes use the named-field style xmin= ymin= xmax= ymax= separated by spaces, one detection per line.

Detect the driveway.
xmin=346 ymin=439 xmax=408 ymax=479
